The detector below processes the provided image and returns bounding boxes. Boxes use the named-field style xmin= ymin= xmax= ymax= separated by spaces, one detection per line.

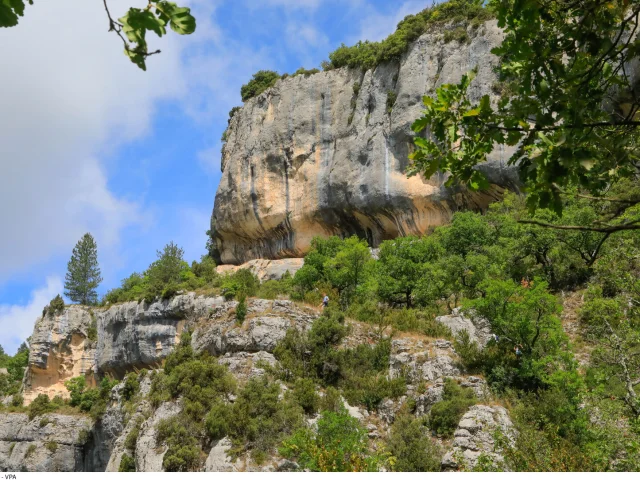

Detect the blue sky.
xmin=0 ymin=0 xmax=430 ymax=354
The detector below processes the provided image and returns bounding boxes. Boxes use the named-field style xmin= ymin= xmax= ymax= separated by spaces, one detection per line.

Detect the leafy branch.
xmin=0 ymin=0 xmax=196 ymax=70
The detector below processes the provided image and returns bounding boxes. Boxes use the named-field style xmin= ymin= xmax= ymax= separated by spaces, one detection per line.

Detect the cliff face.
xmin=210 ymin=21 xmax=518 ymax=265
xmin=5 ymin=296 xmax=499 ymax=472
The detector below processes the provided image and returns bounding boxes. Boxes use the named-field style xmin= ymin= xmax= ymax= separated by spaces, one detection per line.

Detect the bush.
xmin=387 ymin=414 xmax=442 ymax=471
xmin=280 ymin=408 xmax=382 ymax=471
xmin=319 ymin=386 xmax=342 ymax=412
xmin=292 ymin=378 xmax=320 ymax=414
xmin=235 ymin=291 xmax=247 ymax=324
xmin=28 ymin=394 xmax=58 ymax=420
xmin=205 ymin=377 xmax=303 ymax=460
xmin=122 ymin=373 xmax=140 ymax=402
xmin=386 ymin=90 xmax=397 ymax=113
xmin=292 ymin=67 xmax=320 ymax=77
xmin=47 ymin=294 xmax=65 ymax=317
xmin=221 ymin=269 xmax=259 ymax=300
xmin=11 ymin=393 xmax=24 ymax=407
xmin=429 ymin=379 xmax=476 ymax=437
xmin=240 ymin=70 xmax=281 ymax=101
xmin=119 ymin=453 xmax=136 ymax=472
xmin=156 ymin=416 xmax=201 ymax=472
xmin=87 ymin=315 xmax=98 ymax=342
xmin=45 ymin=441 xmax=58 ymax=453
xmin=125 ymin=417 xmax=144 ymax=452
xmin=65 ymin=376 xmax=118 ymax=420
xmin=325 ymin=0 xmax=491 ymax=71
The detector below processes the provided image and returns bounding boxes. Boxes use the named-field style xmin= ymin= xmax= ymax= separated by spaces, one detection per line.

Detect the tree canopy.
xmin=64 ymin=233 xmax=103 ymax=305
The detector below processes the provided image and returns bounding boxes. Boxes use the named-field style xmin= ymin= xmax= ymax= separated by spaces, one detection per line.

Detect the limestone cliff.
xmin=210 ymin=20 xmax=518 ymax=265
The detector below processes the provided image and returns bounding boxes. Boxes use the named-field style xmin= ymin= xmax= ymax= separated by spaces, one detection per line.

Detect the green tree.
xmin=375 ymin=236 xmax=442 ymax=307
xmin=387 ymin=414 xmax=442 ymax=471
xmin=409 ymin=0 xmax=640 ymax=225
xmin=145 ymin=241 xmax=188 ymax=299
xmin=1 ymin=1 xmax=196 ymax=70
xmin=64 ymin=233 xmax=102 ymax=305
xmin=325 ymin=236 xmax=372 ymax=305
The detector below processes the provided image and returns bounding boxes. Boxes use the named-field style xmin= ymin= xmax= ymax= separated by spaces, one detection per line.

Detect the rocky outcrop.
xmin=435 ymin=308 xmax=493 ymax=346
xmin=23 ymin=306 xmax=97 ymax=404
xmin=442 ymin=405 xmax=515 ymax=471
xmin=216 ymin=258 xmax=304 ymax=281
xmin=0 ymin=413 xmax=93 ymax=472
xmin=210 ymin=20 xmax=519 ymax=265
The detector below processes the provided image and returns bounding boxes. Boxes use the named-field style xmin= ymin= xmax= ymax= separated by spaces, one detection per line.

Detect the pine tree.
xmin=64 ymin=233 xmax=103 ymax=305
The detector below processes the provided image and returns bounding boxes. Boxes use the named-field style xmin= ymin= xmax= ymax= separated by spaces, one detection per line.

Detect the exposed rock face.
xmin=216 ymin=258 xmax=304 ymax=281
xmin=191 ymin=299 xmax=317 ymax=356
xmin=442 ymin=404 xmax=515 ymax=471
xmin=23 ymin=306 xmax=97 ymax=404
xmin=211 ymin=20 xmax=519 ymax=265
xmin=95 ymin=294 xmax=225 ymax=377
xmin=0 ymin=413 xmax=93 ymax=472
xmin=436 ymin=308 xmax=493 ymax=346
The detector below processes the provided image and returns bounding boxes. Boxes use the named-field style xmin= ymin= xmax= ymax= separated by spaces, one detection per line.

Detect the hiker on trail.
xmin=319 ymin=293 xmax=329 ymax=309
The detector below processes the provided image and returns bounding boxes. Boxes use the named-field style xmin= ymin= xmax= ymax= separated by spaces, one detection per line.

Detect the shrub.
xmin=319 ymin=386 xmax=343 ymax=412
xmin=156 ymin=416 xmax=202 ymax=472
xmin=65 ymin=376 xmax=118 ymax=420
xmin=87 ymin=314 xmax=98 ymax=342
xmin=428 ymin=378 xmax=476 ymax=437
xmin=119 ymin=453 xmax=136 ymax=472
xmin=11 ymin=393 xmax=24 ymax=407
xmin=292 ymin=378 xmax=320 ymax=414
xmin=45 ymin=441 xmax=58 ymax=453
xmin=221 ymin=269 xmax=259 ymax=299
xmin=235 ymin=291 xmax=247 ymax=324
xmin=387 ymin=414 xmax=442 ymax=471
xmin=47 ymin=294 xmax=65 ymax=317
xmin=292 ymin=67 xmax=320 ymax=77
xmin=240 ymin=70 xmax=281 ymax=101
xmin=125 ymin=417 xmax=144 ymax=452
xmin=386 ymin=90 xmax=397 ymax=113
xmin=205 ymin=377 xmax=303 ymax=460
xmin=26 ymin=444 xmax=36 ymax=457
xmin=28 ymin=394 xmax=58 ymax=420
xmin=122 ymin=372 xmax=140 ymax=402
xmin=280 ymin=408 xmax=382 ymax=471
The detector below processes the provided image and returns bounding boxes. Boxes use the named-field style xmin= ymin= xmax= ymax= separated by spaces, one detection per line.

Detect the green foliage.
xmin=205 ymin=377 xmax=303 ymax=460
xmin=221 ymin=268 xmax=259 ymax=300
xmin=386 ymin=90 xmax=397 ymax=113
xmin=119 ymin=453 xmax=136 ymax=472
xmin=387 ymin=414 xmax=442 ymax=471
xmin=122 ymin=373 xmax=140 ymax=402
xmin=280 ymin=408 xmax=382 ymax=471
xmin=45 ymin=294 xmax=65 ymax=317
xmin=235 ymin=291 xmax=247 ymax=323
xmin=0 ymin=342 xmax=29 ymax=398
xmin=325 ymin=0 xmax=491 ymax=71
xmin=241 ymin=70 xmax=281 ymax=101
xmin=64 ymin=376 xmax=118 ymax=420
xmin=28 ymin=394 xmax=59 ymax=420
xmin=292 ymin=378 xmax=320 ymax=414
xmin=429 ymin=378 xmax=477 ymax=437
xmin=292 ymin=67 xmax=320 ymax=77
xmin=411 ymin=0 xmax=640 ymax=215
xmin=156 ymin=416 xmax=202 ymax=471
xmin=64 ymin=233 xmax=102 ymax=305
xmin=45 ymin=441 xmax=58 ymax=453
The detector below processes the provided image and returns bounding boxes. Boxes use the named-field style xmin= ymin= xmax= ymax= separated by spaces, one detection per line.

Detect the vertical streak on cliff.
xmin=384 ymin=135 xmax=390 ymax=198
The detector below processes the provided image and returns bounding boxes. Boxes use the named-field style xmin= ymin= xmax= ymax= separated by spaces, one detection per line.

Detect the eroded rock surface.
xmin=0 ymin=413 xmax=93 ymax=472
xmin=216 ymin=258 xmax=304 ymax=281
xmin=211 ymin=20 xmax=518 ymax=265
xmin=435 ymin=308 xmax=493 ymax=346
xmin=23 ymin=306 xmax=97 ymax=403
xmin=442 ymin=405 xmax=515 ymax=471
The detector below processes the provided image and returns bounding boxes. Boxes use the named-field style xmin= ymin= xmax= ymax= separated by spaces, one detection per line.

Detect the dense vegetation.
xmin=0 ymin=343 xmax=29 ymax=398
xmin=324 ymin=0 xmax=491 ymax=71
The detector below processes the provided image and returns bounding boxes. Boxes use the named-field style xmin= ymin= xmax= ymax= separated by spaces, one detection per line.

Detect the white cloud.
xmin=0 ymin=0 xmax=190 ymax=283
xmin=0 ymin=277 xmax=63 ymax=355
